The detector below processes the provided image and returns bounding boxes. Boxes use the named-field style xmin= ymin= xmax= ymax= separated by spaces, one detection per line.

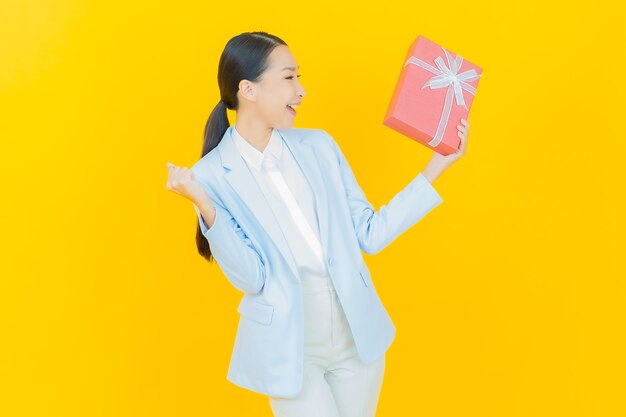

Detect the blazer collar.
xmin=217 ymin=126 xmax=330 ymax=282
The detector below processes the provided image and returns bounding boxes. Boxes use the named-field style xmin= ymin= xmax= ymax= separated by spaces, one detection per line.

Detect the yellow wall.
xmin=1 ymin=1 xmax=625 ymax=416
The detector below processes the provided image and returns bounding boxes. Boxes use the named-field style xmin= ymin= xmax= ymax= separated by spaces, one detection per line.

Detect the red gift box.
xmin=383 ymin=35 xmax=483 ymax=155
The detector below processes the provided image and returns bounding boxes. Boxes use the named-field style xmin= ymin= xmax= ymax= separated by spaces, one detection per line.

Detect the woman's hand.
xmin=422 ymin=118 xmax=470 ymax=183
xmin=165 ymin=162 xmax=210 ymax=206
xmin=432 ymin=118 xmax=469 ymax=167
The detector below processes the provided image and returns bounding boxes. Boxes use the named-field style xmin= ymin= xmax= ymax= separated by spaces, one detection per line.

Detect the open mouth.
xmin=286 ymin=103 xmax=299 ymax=116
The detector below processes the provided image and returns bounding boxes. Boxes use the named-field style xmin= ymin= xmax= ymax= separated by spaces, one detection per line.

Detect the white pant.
xmin=269 ymin=274 xmax=386 ymax=417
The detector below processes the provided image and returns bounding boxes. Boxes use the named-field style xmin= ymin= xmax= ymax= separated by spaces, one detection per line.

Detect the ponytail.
xmin=195 ymin=100 xmax=229 ymax=262
xmin=194 ymin=31 xmax=287 ymax=263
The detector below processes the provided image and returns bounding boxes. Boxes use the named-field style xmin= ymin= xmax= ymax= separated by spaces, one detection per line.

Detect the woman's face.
xmin=244 ymin=45 xmax=306 ymax=129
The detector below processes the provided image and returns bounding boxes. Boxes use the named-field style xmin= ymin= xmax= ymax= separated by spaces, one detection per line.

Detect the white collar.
xmin=232 ymin=125 xmax=283 ymax=172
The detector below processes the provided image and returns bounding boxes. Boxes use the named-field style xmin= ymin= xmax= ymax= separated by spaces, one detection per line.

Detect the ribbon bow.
xmin=404 ymin=46 xmax=481 ymax=147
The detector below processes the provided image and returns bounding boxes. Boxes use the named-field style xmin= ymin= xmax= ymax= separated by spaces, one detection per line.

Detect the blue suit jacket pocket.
xmin=237 ymin=298 xmax=275 ymax=325
xmin=359 ymin=264 xmax=372 ymax=288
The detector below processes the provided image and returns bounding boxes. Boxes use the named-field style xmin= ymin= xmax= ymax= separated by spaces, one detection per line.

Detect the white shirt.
xmin=231 ymin=125 xmax=329 ymax=280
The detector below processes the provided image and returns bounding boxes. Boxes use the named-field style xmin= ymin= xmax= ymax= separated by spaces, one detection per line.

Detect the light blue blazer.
xmin=191 ymin=126 xmax=443 ymax=398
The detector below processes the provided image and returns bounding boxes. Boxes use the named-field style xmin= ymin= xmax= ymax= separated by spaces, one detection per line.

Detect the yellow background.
xmin=2 ymin=1 xmax=625 ymax=416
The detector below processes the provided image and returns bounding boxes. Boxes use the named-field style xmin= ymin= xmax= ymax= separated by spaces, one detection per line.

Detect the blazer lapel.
xmin=218 ymin=127 xmax=297 ymax=279
xmin=217 ymin=126 xmax=328 ymax=281
xmin=278 ymin=128 xmax=330 ymax=266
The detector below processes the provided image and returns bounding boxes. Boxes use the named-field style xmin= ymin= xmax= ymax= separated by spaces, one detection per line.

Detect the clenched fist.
xmin=165 ymin=162 xmax=209 ymax=205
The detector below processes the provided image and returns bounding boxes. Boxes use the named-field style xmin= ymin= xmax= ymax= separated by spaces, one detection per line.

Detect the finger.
xmin=459 ymin=132 xmax=467 ymax=151
xmin=457 ymin=124 xmax=467 ymax=133
xmin=458 ymin=133 xmax=466 ymax=150
xmin=461 ymin=118 xmax=469 ymax=126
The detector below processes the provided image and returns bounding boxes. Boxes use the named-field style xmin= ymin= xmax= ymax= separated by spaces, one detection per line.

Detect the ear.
xmin=238 ymin=79 xmax=257 ymax=102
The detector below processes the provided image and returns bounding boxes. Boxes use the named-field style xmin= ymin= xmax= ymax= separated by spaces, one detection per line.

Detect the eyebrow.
xmin=281 ymin=66 xmax=300 ymax=71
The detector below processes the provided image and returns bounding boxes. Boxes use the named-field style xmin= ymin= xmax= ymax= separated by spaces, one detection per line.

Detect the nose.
xmin=297 ymin=80 xmax=306 ymax=99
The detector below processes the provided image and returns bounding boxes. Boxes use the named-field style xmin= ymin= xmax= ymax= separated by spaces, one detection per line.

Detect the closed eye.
xmin=286 ymin=75 xmax=302 ymax=79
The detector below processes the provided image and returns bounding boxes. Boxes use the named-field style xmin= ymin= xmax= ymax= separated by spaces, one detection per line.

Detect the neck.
xmin=233 ymin=118 xmax=273 ymax=153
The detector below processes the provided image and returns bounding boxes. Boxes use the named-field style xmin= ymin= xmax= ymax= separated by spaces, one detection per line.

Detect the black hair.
xmin=196 ymin=31 xmax=288 ymax=262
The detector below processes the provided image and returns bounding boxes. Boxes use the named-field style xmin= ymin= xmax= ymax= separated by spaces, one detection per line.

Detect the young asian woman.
xmin=166 ymin=31 xmax=470 ymax=417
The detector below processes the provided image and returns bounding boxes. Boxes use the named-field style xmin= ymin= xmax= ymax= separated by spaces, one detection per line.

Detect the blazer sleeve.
xmin=323 ymin=131 xmax=444 ymax=255
xmin=192 ymin=179 xmax=266 ymax=295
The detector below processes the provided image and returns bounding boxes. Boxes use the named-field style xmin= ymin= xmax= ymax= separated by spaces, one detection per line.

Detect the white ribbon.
xmin=404 ymin=46 xmax=482 ymax=147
